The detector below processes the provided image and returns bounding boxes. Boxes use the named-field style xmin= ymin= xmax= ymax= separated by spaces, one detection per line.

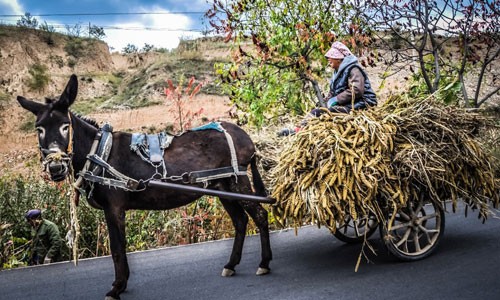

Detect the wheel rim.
xmin=386 ymin=200 xmax=443 ymax=257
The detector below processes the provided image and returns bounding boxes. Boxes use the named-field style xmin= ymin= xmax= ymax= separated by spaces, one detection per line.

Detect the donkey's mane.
xmin=72 ymin=111 xmax=100 ymax=129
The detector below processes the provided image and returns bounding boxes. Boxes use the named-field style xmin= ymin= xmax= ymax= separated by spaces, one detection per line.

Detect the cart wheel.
xmin=380 ymin=196 xmax=445 ymax=261
xmin=333 ymin=213 xmax=378 ymax=243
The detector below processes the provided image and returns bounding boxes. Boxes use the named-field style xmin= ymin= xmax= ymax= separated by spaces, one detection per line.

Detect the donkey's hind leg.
xmin=219 ymin=198 xmax=248 ymax=277
xmin=231 ymin=175 xmax=272 ymax=275
xmin=241 ymin=201 xmax=272 ymax=275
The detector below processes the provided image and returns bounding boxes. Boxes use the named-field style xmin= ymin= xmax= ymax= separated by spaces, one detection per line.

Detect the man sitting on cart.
xmin=278 ymin=41 xmax=378 ymax=136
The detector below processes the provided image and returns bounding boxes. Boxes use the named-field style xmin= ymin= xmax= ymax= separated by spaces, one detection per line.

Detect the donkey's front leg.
xmin=104 ymin=207 xmax=129 ymax=300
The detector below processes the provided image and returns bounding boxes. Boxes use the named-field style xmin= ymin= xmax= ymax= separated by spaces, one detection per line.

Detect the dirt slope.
xmin=0 ymin=26 xmax=235 ymax=175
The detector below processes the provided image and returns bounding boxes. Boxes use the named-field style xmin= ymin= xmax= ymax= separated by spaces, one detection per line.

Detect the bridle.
xmin=39 ymin=112 xmax=74 ymax=180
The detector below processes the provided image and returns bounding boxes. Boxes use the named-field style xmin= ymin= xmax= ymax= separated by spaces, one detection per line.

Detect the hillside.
xmin=0 ymin=26 xmax=114 ymax=97
xmin=0 ymin=25 xmax=237 ymax=174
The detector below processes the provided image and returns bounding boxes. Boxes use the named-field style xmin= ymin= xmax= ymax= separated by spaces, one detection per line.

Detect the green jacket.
xmin=31 ymin=219 xmax=63 ymax=264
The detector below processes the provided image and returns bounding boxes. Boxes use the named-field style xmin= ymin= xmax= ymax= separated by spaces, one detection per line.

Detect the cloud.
xmin=0 ymin=2 xmax=207 ymax=52
xmin=103 ymin=6 xmax=203 ymax=52
xmin=0 ymin=0 xmax=24 ymax=15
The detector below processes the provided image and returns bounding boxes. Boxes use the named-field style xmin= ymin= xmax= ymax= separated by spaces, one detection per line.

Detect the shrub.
xmin=142 ymin=43 xmax=154 ymax=53
xmin=89 ymin=25 xmax=106 ymax=40
xmin=16 ymin=13 xmax=38 ymax=29
xmin=64 ymin=37 xmax=85 ymax=58
xmin=123 ymin=44 xmax=138 ymax=54
xmin=67 ymin=58 xmax=77 ymax=69
xmin=39 ymin=21 xmax=56 ymax=45
xmin=0 ymin=174 xmax=108 ymax=269
xmin=0 ymin=173 xmax=262 ymax=270
xmin=49 ymin=55 xmax=64 ymax=68
xmin=0 ymin=174 xmax=72 ymax=269
xmin=0 ymin=92 xmax=9 ymax=111
xmin=19 ymin=116 xmax=35 ymax=132
xmin=27 ymin=64 xmax=50 ymax=92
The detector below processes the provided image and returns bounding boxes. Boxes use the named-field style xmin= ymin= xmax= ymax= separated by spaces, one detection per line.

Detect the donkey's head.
xmin=17 ymin=74 xmax=78 ymax=182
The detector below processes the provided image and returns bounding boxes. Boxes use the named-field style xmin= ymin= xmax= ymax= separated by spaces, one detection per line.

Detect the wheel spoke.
xmin=420 ymin=213 xmax=437 ymax=222
xmin=398 ymin=211 xmax=411 ymax=221
xmin=418 ymin=225 xmax=437 ymax=244
xmin=345 ymin=214 xmax=352 ymax=224
xmin=396 ymin=227 xmax=411 ymax=247
xmin=341 ymin=223 xmax=349 ymax=234
xmin=389 ymin=221 xmax=412 ymax=231
xmin=403 ymin=237 xmax=409 ymax=252
xmin=418 ymin=226 xmax=439 ymax=234
xmin=413 ymin=231 xmax=421 ymax=252
xmin=354 ymin=221 xmax=361 ymax=236
xmin=414 ymin=201 xmax=424 ymax=215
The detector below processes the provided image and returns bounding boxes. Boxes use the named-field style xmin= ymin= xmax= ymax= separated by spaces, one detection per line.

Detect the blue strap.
xmin=190 ymin=121 xmax=224 ymax=132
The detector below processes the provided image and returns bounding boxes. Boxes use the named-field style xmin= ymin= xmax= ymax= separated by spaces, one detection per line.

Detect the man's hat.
xmin=25 ymin=209 xmax=42 ymax=220
xmin=325 ymin=41 xmax=353 ymax=59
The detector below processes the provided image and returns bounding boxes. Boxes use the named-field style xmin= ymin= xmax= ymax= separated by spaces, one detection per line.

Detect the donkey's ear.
xmin=57 ymin=74 xmax=78 ymax=109
xmin=17 ymin=96 xmax=45 ymax=115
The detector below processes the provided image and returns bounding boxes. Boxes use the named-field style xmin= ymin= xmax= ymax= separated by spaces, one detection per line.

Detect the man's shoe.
xmin=277 ymin=128 xmax=294 ymax=137
xmin=277 ymin=127 xmax=300 ymax=137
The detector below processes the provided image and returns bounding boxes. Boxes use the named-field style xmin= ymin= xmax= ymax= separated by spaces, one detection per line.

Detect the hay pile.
xmin=269 ymin=96 xmax=500 ymax=232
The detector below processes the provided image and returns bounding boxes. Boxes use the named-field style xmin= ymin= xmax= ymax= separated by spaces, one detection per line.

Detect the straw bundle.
xmin=270 ymin=96 xmax=499 ymax=232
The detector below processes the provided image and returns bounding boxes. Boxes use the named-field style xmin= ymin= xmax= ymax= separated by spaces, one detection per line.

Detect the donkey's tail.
xmin=250 ymin=154 xmax=268 ymax=197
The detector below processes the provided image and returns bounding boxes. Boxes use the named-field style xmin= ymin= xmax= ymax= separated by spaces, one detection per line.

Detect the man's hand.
xmin=43 ymin=257 xmax=52 ymax=264
xmin=327 ymin=97 xmax=338 ymax=108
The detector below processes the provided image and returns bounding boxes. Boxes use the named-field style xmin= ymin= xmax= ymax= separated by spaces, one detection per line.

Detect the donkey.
xmin=17 ymin=74 xmax=272 ymax=300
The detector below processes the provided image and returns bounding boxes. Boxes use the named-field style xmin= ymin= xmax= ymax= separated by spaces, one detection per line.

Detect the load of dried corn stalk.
xmin=269 ymin=95 xmax=499 ymax=233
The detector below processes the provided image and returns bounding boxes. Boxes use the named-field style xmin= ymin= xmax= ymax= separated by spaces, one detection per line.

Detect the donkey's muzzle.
xmin=43 ymin=151 xmax=70 ymax=182
xmin=47 ymin=161 xmax=69 ymax=181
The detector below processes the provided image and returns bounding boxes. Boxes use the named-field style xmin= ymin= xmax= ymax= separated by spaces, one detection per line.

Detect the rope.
xmin=67 ymin=113 xmax=73 ymax=154
xmin=67 ymin=169 xmax=80 ymax=266
xmin=67 ymin=113 xmax=79 ymax=266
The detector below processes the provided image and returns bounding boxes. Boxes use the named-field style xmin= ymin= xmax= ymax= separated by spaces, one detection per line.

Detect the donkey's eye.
xmin=36 ymin=126 xmax=45 ymax=139
xmin=60 ymin=123 xmax=70 ymax=136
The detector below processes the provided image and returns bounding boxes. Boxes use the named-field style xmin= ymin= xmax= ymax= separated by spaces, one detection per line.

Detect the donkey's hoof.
xmin=256 ymin=267 xmax=270 ymax=275
xmin=104 ymin=296 xmax=119 ymax=300
xmin=221 ymin=268 xmax=235 ymax=277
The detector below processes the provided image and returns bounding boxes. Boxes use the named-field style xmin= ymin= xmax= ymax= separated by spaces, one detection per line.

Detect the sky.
xmin=0 ymin=0 xmax=213 ymax=52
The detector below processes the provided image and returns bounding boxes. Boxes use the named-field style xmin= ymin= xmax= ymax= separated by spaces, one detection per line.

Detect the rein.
xmin=66 ymin=113 xmax=80 ymax=266
xmin=67 ymin=113 xmax=74 ymax=153
xmin=37 ymin=113 xmax=81 ymax=266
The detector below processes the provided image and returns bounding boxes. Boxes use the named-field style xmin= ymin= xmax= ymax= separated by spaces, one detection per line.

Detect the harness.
xmin=74 ymin=122 xmax=248 ymax=195
xmin=130 ymin=132 xmax=173 ymax=179
xmin=74 ymin=123 xmax=141 ymax=194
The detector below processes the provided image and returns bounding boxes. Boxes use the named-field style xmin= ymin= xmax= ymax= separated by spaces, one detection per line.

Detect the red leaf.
xmin=190 ymin=83 xmax=203 ymax=98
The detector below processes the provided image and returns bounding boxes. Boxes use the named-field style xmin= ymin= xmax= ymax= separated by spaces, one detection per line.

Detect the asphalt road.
xmin=1 ymin=203 xmax=500 ymax=300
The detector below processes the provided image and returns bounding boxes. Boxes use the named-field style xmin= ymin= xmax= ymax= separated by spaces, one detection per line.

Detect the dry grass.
xmin=267 ymin=95 xmax=500 ymax=232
